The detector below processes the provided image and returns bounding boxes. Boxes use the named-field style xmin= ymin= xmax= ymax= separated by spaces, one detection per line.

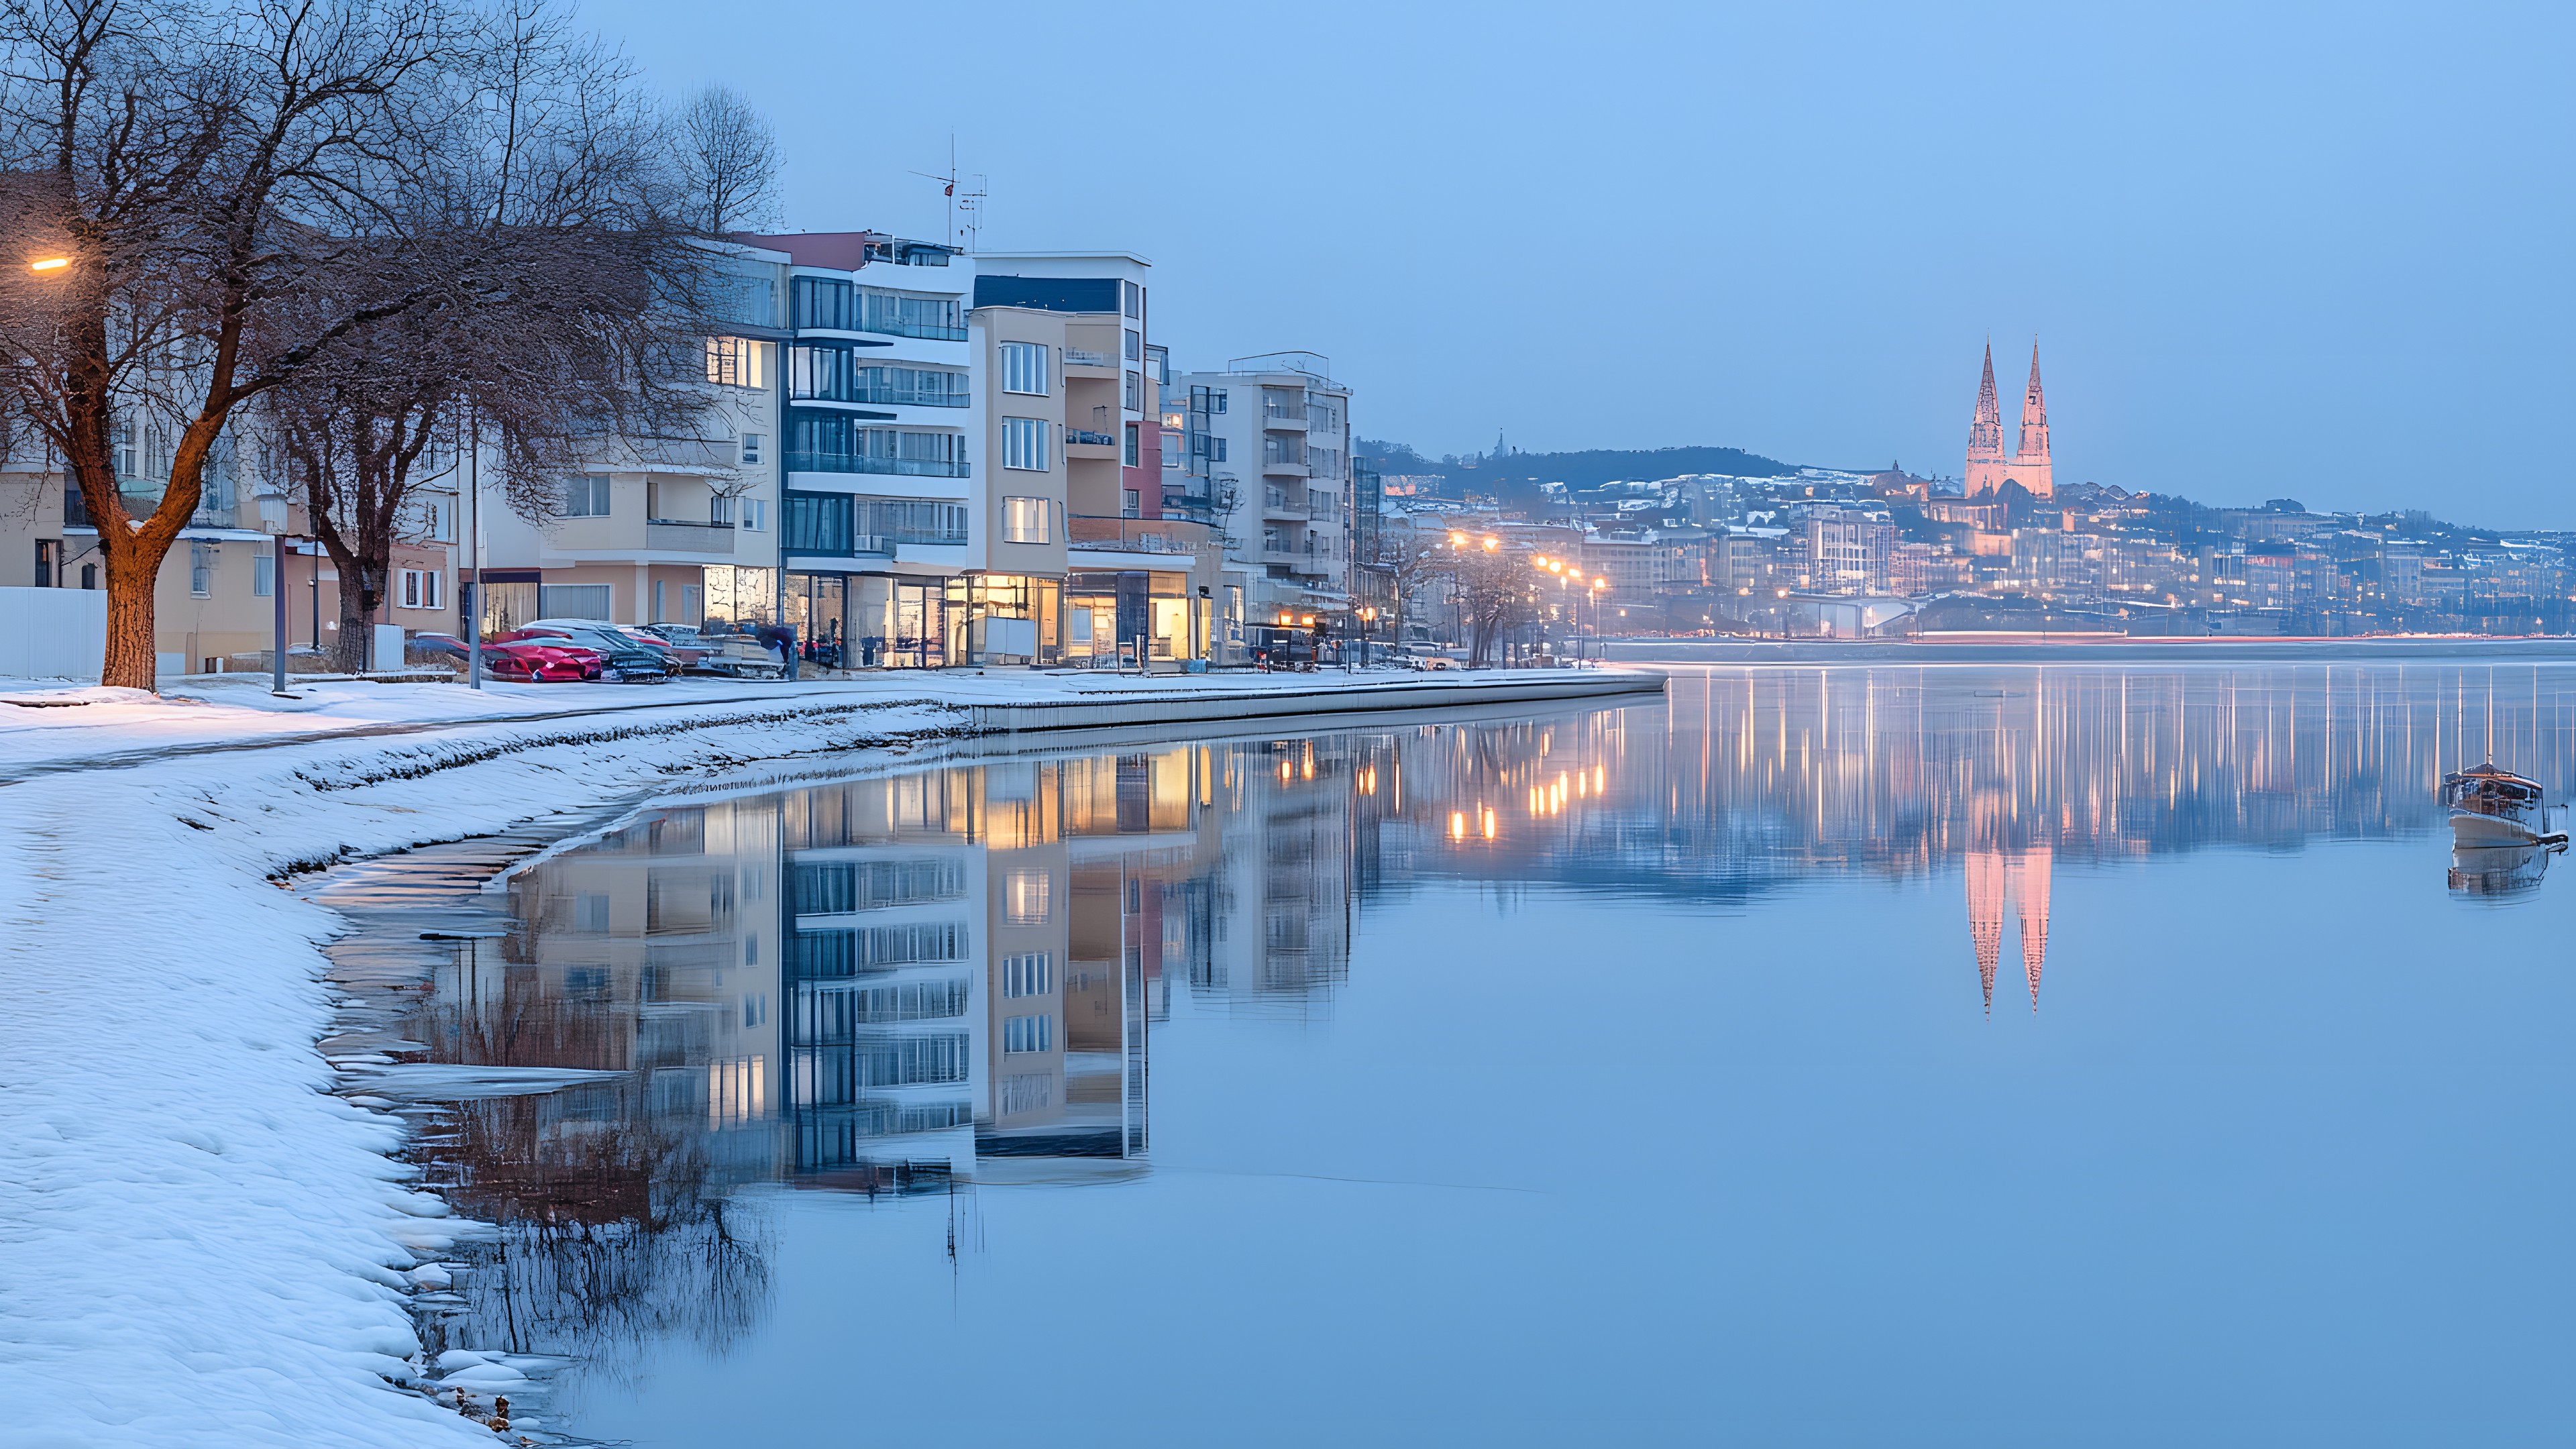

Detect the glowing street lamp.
xmin=28 ymin=257 xmax=68 ymax=273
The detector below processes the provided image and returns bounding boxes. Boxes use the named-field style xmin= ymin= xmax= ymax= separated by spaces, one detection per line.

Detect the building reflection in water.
xmin=386 ymin=662 xmax=2576 ymax=1365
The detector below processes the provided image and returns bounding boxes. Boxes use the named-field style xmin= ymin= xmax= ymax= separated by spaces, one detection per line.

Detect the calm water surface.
xmin=341 ymin=663 xmax=2576 ymax=1446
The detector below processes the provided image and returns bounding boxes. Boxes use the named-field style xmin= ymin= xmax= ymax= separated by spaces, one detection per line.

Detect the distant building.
xmin=1964 ymin=341 xmax=2053 ymax=499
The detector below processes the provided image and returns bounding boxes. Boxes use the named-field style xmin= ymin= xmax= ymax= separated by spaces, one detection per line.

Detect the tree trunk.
xmin=100 ymin=536 xmax=162 ymax=688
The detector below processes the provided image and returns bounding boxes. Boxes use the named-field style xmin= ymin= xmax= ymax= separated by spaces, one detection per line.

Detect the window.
xmin=1123 ymin=422 xmax=1140 ymax=466
xmin=561 ymin=476 xmax=612 ymax=517
xmin=1002 ymin=952 xmax=1053 ymax=997
xmin=1002 ymin=417 xmax=1049 ymax=472
xmin=1124 ymin=370 xmax=1142 ymax=412
xmin=1144 ymin=343 xmax=1168 ymax=385
xmin=1002 ymin=496 xmax=1053 ymax=543
xmin=705 ymin=336 xmax=767 ymax=388
xmin=251 ymin=548 xmax=272 ymax=597
xmin=740 ymin=498 xmax=767 ymax=532
xmin=189 ymin=543 xmax=212 ymax=597
xmin=741 ymin=432 xmax=763 ymax=466
xmin=786 ymin=414 xmax=971 ymax=478
xmin=400 ymin=568 xmax=443 ymax=610
xmin=35 ymin=539 xmax=58 ymax=588
xmin=858 ymin=288 xmax=964 ymax=339
xmin=574 ymin=893 xmax=610 ymax=932
xmin=1122 ymin=280 xmax=1142 ymax=319
xmin=1123 ymin=327 xmax=1140 ymax=362
xmin=1002 ymin=341 xmax=1049 ymax=396
xmin=1005 ymin=869 xmax=1053 ymax=923
xmin=710 ymin=493 xmax=735 ymax=526
xmin=1002 ymin=1014 xmax=1053 ymax=1054
xmin=790 ymin=275 xmax=852 ymax=330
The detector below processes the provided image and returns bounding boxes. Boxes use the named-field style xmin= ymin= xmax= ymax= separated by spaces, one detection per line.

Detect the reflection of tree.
xmin=422 ymin=1099 xmax=772 ymax=1372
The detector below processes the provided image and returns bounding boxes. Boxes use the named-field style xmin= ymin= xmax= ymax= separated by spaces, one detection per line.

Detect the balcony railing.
xmin=645 ymin=519 xmax=736 ymax=553
xmin=1067 ymin=515 xmax=1220 ymax=559
xmin=856 ymin=317 xmax=967 ymax=341
xmin=1067 ymin=428 xmax=1117 ymax=447
xmin=786 ymin=451 xmax=971 ymax=479
xmin=847 ymin=383 xmax=969 ymax=409
xmin=1064 ymin=347 xmax=1114 ymax=368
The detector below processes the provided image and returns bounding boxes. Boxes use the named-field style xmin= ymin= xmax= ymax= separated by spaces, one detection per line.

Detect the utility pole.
xmin=464 ymin=411 xmax=482 ymax=689
xmin=270 ymin=535 xmax=289 ymax=695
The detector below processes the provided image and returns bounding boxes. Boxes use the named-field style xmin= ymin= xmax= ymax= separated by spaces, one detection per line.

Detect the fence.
xmin=0 ymin=586 xmax=107 ymax=680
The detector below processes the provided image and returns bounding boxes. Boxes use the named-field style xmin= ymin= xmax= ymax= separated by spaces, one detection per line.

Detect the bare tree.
xmin=1444 ymin=544 xmax=1537 ymax=667
xmin=258 ymin=0 xmax=729 ymax=667
xmin=0 ymin=0 xmax=468 ymax=688
xmin=676 ymin=83 xmax=776 ymax=235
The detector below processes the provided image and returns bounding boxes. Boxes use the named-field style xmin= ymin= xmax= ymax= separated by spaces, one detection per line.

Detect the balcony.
xmin=786 ymin=451 xmax=971 ymax=479
xmin=1261 ymin=408 xmax=1307 ymax=431
xmin=1262 ymin=487 xmax=1306 ymax=521
xmin=645 ymin=519 xmax=735 ymax=554
xmin=846 ymin=382 xmax=969 ymax=409
xmin=1260 ymin=457 xmax=1309 ymax=478
xmin=1064 ymin=347 xmax=1114 ymax=368
xmin=1067 ymin=428 xmax=1117 ymax=448
xmin=1068 ymin=515 xmax=1220 ymax=561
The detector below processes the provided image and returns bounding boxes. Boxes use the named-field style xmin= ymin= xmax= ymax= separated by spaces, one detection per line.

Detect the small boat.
xmin=2440 ymin=763 xmax=2557 ymax=847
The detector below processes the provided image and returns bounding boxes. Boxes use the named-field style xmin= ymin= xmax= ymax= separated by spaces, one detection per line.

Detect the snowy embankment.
xmin=0 ymin=686 xmax=972 ymax=1447
xmin=0 ymin=668 xmax=1658 ymax=1446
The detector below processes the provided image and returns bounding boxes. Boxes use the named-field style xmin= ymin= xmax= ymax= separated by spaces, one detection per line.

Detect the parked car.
xmin=407 ymin=632 xmax=470 ymax=667
xmin=478 ymin=640 xmax=603 ymax=682
xmin=518 ymin=618 xmax=693 ymax=671
xmin=488 ymin=627 xmax=672 ymax=683
xmin=646 ymin=623 xmax=784 ymax=678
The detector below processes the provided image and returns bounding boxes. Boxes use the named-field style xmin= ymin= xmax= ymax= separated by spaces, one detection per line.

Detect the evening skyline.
xmin=586 ymin=0 xmax=2574 ymax=524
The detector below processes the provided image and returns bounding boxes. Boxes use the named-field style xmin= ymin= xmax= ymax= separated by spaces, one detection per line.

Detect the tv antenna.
xmin=910 ymin=138 xmax=988 ymax=251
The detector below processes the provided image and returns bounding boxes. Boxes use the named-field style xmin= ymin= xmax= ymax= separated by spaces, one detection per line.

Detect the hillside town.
xmin=1374 ymin=343 xmax=2576 ymax=645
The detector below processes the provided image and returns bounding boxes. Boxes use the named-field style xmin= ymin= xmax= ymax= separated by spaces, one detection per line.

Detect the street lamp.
xmin=28 ymin=257 xmax=68 ymax=273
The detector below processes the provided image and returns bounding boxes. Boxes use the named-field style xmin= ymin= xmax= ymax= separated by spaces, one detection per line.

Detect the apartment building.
xmin=473 ymin=241 xmax=790 ymax=637
xmin=0 ymin=417 xmax=458 ymax=674
xmin=1169 ymin=353 xmax=1354 ymax=634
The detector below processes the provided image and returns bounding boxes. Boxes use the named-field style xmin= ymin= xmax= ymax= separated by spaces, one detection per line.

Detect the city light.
xmin=28 ymin=257 xmax=67 ymax=272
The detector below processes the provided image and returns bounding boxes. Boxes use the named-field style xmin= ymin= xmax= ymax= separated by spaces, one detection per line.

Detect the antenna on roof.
xmin=909 ymin=136 xmax=989 ymax=251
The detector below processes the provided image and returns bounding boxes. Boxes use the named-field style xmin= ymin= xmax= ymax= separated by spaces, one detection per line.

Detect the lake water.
xmin=331 ymin=663 xmax=2576 ymax=1446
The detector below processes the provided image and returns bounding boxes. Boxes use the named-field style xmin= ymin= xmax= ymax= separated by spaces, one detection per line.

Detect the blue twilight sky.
xmin=586 ymin=0 xmax=2574 ymax=525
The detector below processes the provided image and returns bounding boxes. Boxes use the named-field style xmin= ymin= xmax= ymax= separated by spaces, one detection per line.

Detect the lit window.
xmin=704 ymin=336 xmax=766 ymax=388
xmin=1002 ymin=417 xmax=1049 ymax=472
xmin=1002 ymin=341 xmax=1049 ymax=396
xmin=1005 ymin=870 xmax=1052 ymax=924
xmin=1002 ymin=496 xmax=1053 ymax=543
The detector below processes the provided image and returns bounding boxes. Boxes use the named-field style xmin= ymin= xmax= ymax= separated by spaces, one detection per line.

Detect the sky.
xmin=586 ymin=0 xmax=2575 ymax=525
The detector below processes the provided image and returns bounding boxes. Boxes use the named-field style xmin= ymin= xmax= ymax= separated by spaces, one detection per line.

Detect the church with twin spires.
xmin=1965 ymin=341 xmax=2051 ymax=498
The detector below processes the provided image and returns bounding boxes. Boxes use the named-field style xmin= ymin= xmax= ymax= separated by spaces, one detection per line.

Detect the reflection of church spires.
xmin=1966 ymin=849 xmax=2005 ymax=1015
xmin=1964 ymin=343 xmax=2006 ymax=498
xmin=2011 ymin=341 xmax=2053 ymax=498
xmin=2009 ymin=845 xmax=2051 ymax=1010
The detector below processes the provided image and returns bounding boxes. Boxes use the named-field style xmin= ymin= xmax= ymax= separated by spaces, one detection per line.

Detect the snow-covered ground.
xmin=0 ymin=667 xmax=1654 ymax=1446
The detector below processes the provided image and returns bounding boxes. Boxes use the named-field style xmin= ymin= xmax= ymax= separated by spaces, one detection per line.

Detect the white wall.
xmin=0 ymin=586 xmax=107 ymax=680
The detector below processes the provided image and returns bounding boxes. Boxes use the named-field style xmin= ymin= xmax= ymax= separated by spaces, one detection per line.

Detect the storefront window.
xmin=784 ymin=573 xmax=847 ymax=668
xmin=703 ymin=566 xmax=775 ymax=632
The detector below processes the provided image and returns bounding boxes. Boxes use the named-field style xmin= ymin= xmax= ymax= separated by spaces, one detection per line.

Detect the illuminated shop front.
xmin=784 ymin=571 xmax=1061 ymax=669
xmin=1063 ymin=569 xmax=1208 ymax=665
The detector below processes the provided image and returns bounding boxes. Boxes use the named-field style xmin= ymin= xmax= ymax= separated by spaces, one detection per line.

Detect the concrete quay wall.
xmin=964 ymin=669 xmax=1665 ymax=735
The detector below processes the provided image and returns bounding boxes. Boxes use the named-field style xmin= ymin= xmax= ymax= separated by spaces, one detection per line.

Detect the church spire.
xmin=1964 ymin=341 xmax=2006 ymax=497
xmin=2008 ymin=339 xmax=2055 ymax=498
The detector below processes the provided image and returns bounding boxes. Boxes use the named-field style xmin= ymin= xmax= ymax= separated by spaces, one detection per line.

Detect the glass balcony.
xmin=786 ymin=451 xmax=971 ymax=479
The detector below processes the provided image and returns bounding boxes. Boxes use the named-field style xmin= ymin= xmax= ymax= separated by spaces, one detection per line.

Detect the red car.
xmin=477 ymin=640 xmax=604 ymax=682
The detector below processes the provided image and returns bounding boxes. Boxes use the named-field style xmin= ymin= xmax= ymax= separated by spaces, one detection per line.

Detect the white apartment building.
xmin=1167 ymin=353 xmax=1354 ymax=643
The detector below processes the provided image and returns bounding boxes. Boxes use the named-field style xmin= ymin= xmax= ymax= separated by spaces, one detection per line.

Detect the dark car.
xmin=491 ymin=626 xmax=672 ymax=683
xmin=407 ymin=632 xmax=471 ymax=667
